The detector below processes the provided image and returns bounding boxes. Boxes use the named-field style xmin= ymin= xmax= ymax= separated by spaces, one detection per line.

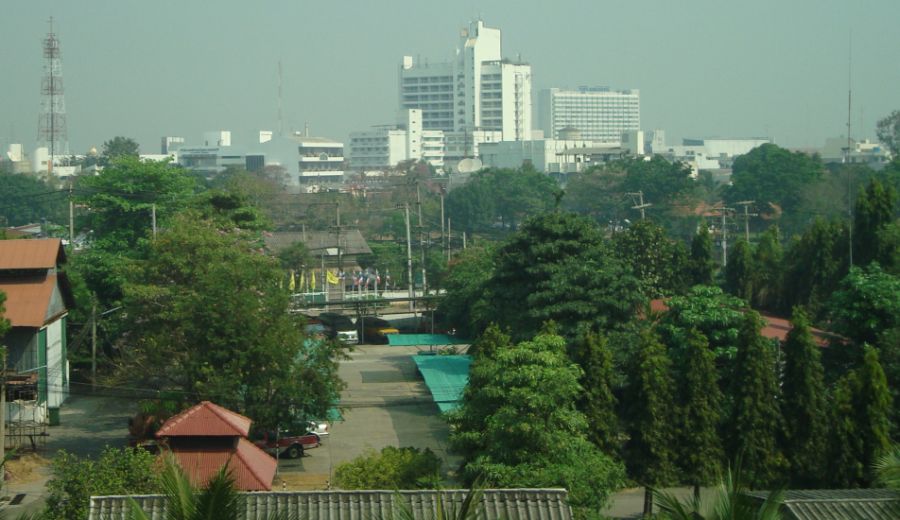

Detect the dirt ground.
xmin=5 ymin=453 xmax=50 ymax=485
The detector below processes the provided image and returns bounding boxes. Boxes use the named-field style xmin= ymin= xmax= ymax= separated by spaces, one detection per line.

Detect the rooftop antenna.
xmin=846 ymin=30 xmax=854 ymax=267
xmin=304 ymin=121 xmax=309 ymax=137
xmin=277 ymin=60 xmax=284 ymax=137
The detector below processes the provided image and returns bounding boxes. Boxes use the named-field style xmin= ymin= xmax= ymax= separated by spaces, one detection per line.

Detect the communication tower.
xmin=38 ymin=17 xmax=69 ymax=172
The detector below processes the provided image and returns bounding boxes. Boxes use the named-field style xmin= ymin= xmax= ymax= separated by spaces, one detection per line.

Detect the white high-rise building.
xmin=538 ymin=87 xmax=640 ymax=142
xmin=399 ymin=20 xmax=532 ymax=161
xmin=349 ymin=109 xmax=445 ymax=171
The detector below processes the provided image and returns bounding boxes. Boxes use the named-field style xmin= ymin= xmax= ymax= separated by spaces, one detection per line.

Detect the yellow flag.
xmin=288 ymin=270 xmax=296 ymax=291
xmin=300 ymin=270 xmax=307 ymax=292
xmin=327 ymin=270 xmax=339 ymax=285
xmin=311 ymin=270 xmax=316 ymax=291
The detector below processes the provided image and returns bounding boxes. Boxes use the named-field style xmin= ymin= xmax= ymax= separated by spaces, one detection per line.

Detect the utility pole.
xmin=68 ymin=182 xmax=74 ymax=244
xmin=846 ymin=31 xmax=854 ymax=267
xmin=415 ymin=183 xmax=427 ymax=294
xmin=734 ymin=200 xmax=757 ymax=243
xmin=91 ymin=300 xmax=97 ymax=392
xmin=447 ymin=218 xmax=452 ymax=262
xmin=440 ymin=186 xmax=446 ymax=259
xmin=151 ymin=204 xmax=157 ymax=238
xmin=626 ymin=191 xmax=651 ymax=220
xmin=404 ymin=204 xmax=414 ymax=311
xmin=718 ymin=206 xmax=733 ymax=267
xmin=1 ymin=347 xmax=6 ymax=483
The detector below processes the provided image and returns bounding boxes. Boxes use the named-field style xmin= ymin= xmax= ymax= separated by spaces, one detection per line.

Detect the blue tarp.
xmin=412 ymin=354 xmax=472 ymax=412
xmin=387 ymin=334 xmax=468 ymax=346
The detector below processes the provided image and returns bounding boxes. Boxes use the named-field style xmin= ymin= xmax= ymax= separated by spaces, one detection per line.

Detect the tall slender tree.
xmin=752 ymin=226 xmax=783 ymax=311
xmin=724 ymin=240 xmax=755 ymax=302
xmin=727 ymin=312 xmax=786 ymax=488
xmin=780 ymin=307 xmax=828 ymax=487
xmin=854 ymin=178 xmax=896 ymax=267
xmin=624 ymin=327 xmax=677 ymax=516
xmin=688 ymin=222 xmax=715 ymax=286
xmin=853 ymin=345 xmax=893 ymax=485
xmin=829 ymin=373 xmax=864 ymax=487
xmin=672 ymin=328 xmax=723 ymax=498
xmin=569 ymin=328 xmax=619 ymax=455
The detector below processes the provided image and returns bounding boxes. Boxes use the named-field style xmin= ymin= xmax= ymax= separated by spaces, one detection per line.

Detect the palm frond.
xmin=875 ymin=445 xmax=900 ymax=490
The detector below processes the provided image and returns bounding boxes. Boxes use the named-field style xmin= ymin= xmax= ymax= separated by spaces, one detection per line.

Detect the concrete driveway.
xmin=277 ymin=344 xmax=460 ymax=486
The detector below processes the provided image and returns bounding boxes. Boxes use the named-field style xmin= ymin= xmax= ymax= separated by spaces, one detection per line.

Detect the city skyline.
xmin=1 ymin=0 xmax=898 ymax=154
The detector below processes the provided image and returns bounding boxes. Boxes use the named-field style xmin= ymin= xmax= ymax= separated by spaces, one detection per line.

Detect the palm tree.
xmin=128 ymin=456 xmax=294 ymax=520
xmin=391 ymin=486 xmax=486 ymax=520
xmin=653 ymin=463 xmax=783 ymax=520
xmin=875 ymin=445 xmax=900 ymax=490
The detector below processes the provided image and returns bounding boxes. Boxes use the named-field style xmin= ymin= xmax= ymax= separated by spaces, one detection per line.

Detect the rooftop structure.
xmin=155 ymin=401 xmax=276 ymax=492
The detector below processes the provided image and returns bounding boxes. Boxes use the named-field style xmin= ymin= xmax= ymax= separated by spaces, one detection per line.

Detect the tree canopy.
xmin=449 ymin=328 xmax=624 ymax=514
xmin=727 ymin=143 xmax=823 ymax=218
xmin=116 ymin=212 xmax=345 ymax=429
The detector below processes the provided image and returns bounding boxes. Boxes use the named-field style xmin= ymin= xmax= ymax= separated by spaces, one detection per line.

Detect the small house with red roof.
xmin=155 ymin=401 xmax=277 ymax=491
xmin=0 ymin=238 xmax=74 ymax=425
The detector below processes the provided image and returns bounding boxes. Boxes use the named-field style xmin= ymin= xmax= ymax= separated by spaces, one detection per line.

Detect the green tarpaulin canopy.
xmin=412 ymin=354 xmax=472 ymax=412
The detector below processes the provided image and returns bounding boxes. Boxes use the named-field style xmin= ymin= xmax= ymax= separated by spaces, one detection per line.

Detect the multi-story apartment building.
xmin=349 ymin=109 xmax=445 ymax=171
xmin=538 ymin=87 xmax=640 ymax=142
xmin=398 ymin=20 xmax=532 ymax=163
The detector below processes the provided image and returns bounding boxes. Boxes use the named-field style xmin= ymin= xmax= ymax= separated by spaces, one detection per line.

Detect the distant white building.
xmin=399 ymin=19 xmax=532 ymax=164
xmin=479 ymin=139 xmax=596 ymax=173
xmin=349 ymin=109 xmax=445 ymax=171
xmin=260 ymin=134 xmax=345 ymax=189
xmin=820 ymin=136 xmax=892 ymax=167
xmin=653 ymin=137 xmax=770 ymax=175
xmin=538 ymin=87 xmax=640 ymax=142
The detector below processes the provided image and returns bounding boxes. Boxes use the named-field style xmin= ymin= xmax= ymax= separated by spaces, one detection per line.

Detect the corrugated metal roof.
xmin=0 ymin=274 xmax=62 ymax=327
xmin=90 ymin=488 xmax=573 ymax=520
xmin=156 ymin=401 xmax=252 ymax=438
xmin=746 ymin=489 xmax=900 ymax=520
xmin=166 ymin=437 xmax=277 ymax=492
xmin=0 ymin=238 xmax=65 ymax=269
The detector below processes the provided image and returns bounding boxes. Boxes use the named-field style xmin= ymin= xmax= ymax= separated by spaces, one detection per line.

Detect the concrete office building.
xmin=349 ymin=109 xmax=445 ymax=171
xmin=399 ymin=19 xmax=532 ymax=161
xmin=538 ymin=87 xmax=640 ymax=142
xmin=479 ymin=139 xmax=596 ymax=173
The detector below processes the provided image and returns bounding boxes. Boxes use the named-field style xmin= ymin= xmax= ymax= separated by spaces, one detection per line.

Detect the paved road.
xmin=278 ymin=344 xmax=460 ymax=484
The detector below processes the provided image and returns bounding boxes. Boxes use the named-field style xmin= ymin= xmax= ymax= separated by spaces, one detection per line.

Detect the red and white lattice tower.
xmin=38 ymin=17 xmax=69 ymax=172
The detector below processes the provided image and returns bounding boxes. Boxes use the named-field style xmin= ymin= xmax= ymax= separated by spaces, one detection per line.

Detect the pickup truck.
xmin=252 ymin=430 xmax=320 ymax=459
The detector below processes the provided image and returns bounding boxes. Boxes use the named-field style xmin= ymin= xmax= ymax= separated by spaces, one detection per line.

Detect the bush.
xmin=333 ymin=446 xmax=443 ymax=489
xmin=44 ymin=447 xmax=161 ymax=520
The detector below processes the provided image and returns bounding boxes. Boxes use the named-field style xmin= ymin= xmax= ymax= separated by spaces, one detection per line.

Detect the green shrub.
xmin=333 ymin=446 xmax=443 ymax=489
xmin=44 ymin=447 xmax=161 ymax=520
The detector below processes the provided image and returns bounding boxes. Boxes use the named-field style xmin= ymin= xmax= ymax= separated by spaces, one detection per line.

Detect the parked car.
xmin=304 ymin=320 xmax=327 ymax=339
xmin=252 ymin=429 xmax=320 ymax=459
xmin=306 ymin=420 xmax=329 ymax=437
xmin=318 ymin=312 xmax=358 ymax=344
xmin=359 ymin=316 xmax=399 ymax=344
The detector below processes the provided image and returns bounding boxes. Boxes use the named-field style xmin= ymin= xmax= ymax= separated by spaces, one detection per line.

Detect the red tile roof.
xmin=156 ymin=401 xmax=252 ymax=438
xmin=167 ymin=437 xmax=277 ymax=491
xmin=0 ymin=274 xmax=63 ymax=327
xmin=0 ymin=238 xmax=65 ymax=269
xmin=649 ymin=299 xmax=831 ymax=346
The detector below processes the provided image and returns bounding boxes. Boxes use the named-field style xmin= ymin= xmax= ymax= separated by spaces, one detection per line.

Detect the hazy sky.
xmin=2 ymin=0 xmax=898 ymax=155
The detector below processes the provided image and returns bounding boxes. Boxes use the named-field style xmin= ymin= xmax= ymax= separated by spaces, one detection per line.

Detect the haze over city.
xmin=2 ymin=0 xmax=899 ymax=153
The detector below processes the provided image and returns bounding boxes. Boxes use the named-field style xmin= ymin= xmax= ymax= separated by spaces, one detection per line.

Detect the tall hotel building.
xmin=538 ymin=87 xmax=640 ymax=143
xmin=399 ymin=20 xmax=532 ymax=161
